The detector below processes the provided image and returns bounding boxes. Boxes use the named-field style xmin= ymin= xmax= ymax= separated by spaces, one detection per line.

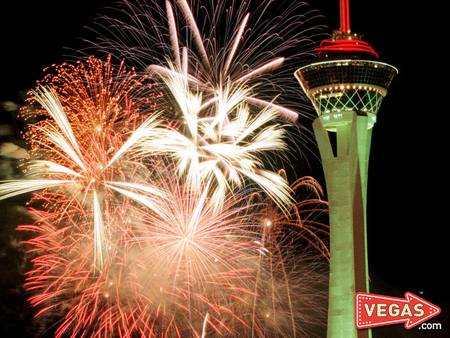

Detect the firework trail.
xmin=0 ymin=0 xmax=329 ymax=337
xmin=89 ymin=0 xmax=323 ymax=118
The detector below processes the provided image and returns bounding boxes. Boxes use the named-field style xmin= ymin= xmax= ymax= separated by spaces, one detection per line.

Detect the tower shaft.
xmin=314 ymin=112 xmax=372 ymax=338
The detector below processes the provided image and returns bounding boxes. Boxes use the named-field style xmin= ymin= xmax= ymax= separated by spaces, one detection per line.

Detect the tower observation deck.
xmin=295 ymin=1 xmax=397 ymax=338
xmin=297 ymin=59 xmax=396 ymax=130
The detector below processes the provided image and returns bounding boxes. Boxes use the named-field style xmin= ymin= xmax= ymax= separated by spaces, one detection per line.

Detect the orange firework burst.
xmin=258 ymin=175 xmax=330 ymax=260
xmin=2 ymin=56 xmax=169 ymax=269
xmin=19 ymin=167 xmax=327 ymax=337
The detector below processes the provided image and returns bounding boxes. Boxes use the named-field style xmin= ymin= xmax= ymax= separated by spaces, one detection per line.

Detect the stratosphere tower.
xmin=295 ymin=0 xmax=397 ymax=337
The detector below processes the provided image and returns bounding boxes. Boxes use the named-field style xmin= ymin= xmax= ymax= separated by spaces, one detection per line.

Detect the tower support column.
xmin=313 ymin=112 xmax=372 ymax=338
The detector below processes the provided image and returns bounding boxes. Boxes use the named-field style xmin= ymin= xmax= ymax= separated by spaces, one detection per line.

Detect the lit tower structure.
xmin=295 ymin=1 xmax=397 ymax=337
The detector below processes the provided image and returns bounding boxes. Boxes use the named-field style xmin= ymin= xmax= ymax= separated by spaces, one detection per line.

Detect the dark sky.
xmin=0 ymin=0 xmax=447 ymax=337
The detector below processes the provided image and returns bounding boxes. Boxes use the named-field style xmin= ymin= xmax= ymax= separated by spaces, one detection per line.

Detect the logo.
xmin=355 ymin=292 xmax=441 ymax=330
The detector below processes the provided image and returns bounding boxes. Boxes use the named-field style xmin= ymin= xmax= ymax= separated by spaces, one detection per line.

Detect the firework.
xmin=20 ymin=168 xmax=327 ymax=337
xmin=0 ymin=57 xmax=168 ymax=269
xmin=259 ymin=175 xmax=330 ymax=259
xmin=0 ymin=1 xmax=329 ymax=337
xmin=135 ymin=70 xmax=292 ymax=212
xmin=88 ymin=0 xmax=325 ymax=210
xmin=90 ymin=0 xmax=323 ymax=118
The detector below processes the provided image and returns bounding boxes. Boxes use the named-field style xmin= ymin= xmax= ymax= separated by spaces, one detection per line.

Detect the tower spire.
xmin=340 ymin=0 xmax=351 ymax=33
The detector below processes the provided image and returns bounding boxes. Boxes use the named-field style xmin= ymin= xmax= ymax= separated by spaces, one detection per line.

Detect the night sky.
xmin=0 ymin=0 xmax=447 ymax=337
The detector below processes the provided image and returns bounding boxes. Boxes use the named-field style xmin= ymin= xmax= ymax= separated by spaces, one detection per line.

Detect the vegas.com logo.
xmin=355 ymin=292 xmax=441 ymax=330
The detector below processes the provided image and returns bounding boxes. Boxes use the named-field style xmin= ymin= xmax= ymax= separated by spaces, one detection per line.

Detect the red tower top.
xmin=316 ymin=0 xmax=379 ymax=58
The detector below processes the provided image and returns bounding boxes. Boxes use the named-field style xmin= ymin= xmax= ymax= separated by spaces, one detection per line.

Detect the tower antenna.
xmin=340 ymin=0 xmax=351 ymax=33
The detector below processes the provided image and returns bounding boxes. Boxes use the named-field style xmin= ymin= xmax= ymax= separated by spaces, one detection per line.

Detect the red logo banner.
xmin=355 ymin=292 xmax=441 ymax=330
